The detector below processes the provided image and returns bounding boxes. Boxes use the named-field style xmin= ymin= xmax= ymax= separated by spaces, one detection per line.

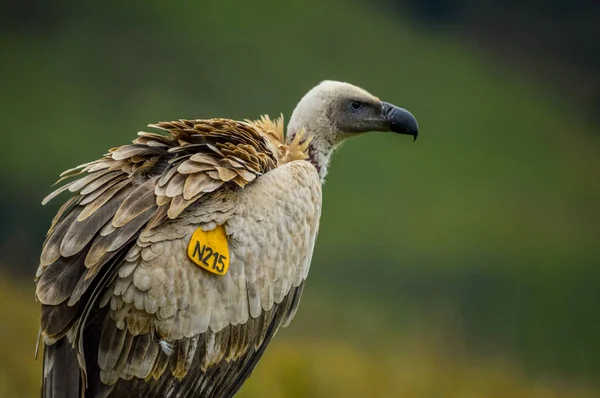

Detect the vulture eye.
xmin=349 ymin=101 xmax=363 ymax=111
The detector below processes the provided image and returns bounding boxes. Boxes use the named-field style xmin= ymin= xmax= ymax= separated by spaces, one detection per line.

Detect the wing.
xmin=36 ymin=118 xmax=285 ymax=397
xmin=95 ymin=160 xmax=321 ymax=397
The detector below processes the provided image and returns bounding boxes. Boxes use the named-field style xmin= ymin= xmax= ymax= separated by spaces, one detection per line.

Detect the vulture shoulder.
xmin=35 ymin=116 xmax=320 ymax=398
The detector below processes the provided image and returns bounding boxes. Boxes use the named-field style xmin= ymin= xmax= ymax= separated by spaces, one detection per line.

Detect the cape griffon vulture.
xmin=35 ymin=80 xmax=418 ymax=397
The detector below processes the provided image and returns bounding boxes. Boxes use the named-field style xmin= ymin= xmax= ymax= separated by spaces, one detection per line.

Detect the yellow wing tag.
xmin=187 ymin=225 xmax=230 ymax=276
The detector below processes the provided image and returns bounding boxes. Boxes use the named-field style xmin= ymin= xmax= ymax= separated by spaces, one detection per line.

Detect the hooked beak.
xmin=381 ymin=102 xmax=419 ymax=141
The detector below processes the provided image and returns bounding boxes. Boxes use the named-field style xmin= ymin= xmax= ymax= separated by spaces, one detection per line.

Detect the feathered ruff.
xmin=249 ymin=114 xmax=312 ymax=164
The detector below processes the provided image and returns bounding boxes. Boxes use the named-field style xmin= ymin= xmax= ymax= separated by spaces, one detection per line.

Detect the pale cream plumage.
xmin=35 ymin=81 xmax=418 ymax=398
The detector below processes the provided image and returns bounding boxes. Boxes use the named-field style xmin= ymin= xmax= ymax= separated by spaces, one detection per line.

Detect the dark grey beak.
xmin=382 ymin=102 xmax=419 ymax=141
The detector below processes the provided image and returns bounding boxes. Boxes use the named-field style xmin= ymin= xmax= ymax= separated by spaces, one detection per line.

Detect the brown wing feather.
xmin=36 ymin=253 xmax=87 ymax=306
xmin=37 ymin=115 xmax=308 ymax=398
xmin=80 ymin=161 xmax=320 ymax=397
xmin=93 ymin=283 xmax=304 ymax=398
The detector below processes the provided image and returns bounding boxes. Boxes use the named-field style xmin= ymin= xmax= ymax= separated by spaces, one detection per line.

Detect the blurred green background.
xmin=1 ymin=0 xmax=599 ymax=396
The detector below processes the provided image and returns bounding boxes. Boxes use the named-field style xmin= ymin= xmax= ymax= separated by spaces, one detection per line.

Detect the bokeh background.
xmin=1 ymin=0 xmax=599 ymax=397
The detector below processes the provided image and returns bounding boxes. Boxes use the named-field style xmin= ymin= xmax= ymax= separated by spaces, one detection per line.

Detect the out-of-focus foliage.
xmin=0 ymin=273 xmax=41 ymax=398
xmin=1 ymin=0 xmax=599 ymax=396
xmin=402 ymin=0 xmax=600 ymax=122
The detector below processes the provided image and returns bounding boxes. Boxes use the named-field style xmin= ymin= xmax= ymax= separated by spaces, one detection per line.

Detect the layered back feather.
xmin=35 ymin=116 xmax=310 ymax=397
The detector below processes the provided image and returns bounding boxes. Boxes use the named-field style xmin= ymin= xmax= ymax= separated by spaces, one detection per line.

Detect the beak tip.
xmin=382 ymin=102 xmax=419 ymax=141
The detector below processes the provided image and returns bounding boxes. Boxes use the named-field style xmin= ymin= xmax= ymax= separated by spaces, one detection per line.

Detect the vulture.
xmin=35 ymin=80 xmax=419 ymax=398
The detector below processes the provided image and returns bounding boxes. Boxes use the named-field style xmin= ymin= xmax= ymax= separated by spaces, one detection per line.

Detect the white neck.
xmin=307 ymin=135 xmax=336 ymax=181
xmin=287 ymin=85 xmax=342 ymax=182
xmin=287 ymin=122 xmax=339 ymax=182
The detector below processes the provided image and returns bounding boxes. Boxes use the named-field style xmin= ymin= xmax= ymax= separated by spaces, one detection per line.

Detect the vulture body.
xmin=35 ymin=81 xmax=418 ymax=398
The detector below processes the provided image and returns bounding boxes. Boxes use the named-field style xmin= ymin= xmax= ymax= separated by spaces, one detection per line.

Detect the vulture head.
xmin=287 ymin=80 xmax=419 ymax=179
